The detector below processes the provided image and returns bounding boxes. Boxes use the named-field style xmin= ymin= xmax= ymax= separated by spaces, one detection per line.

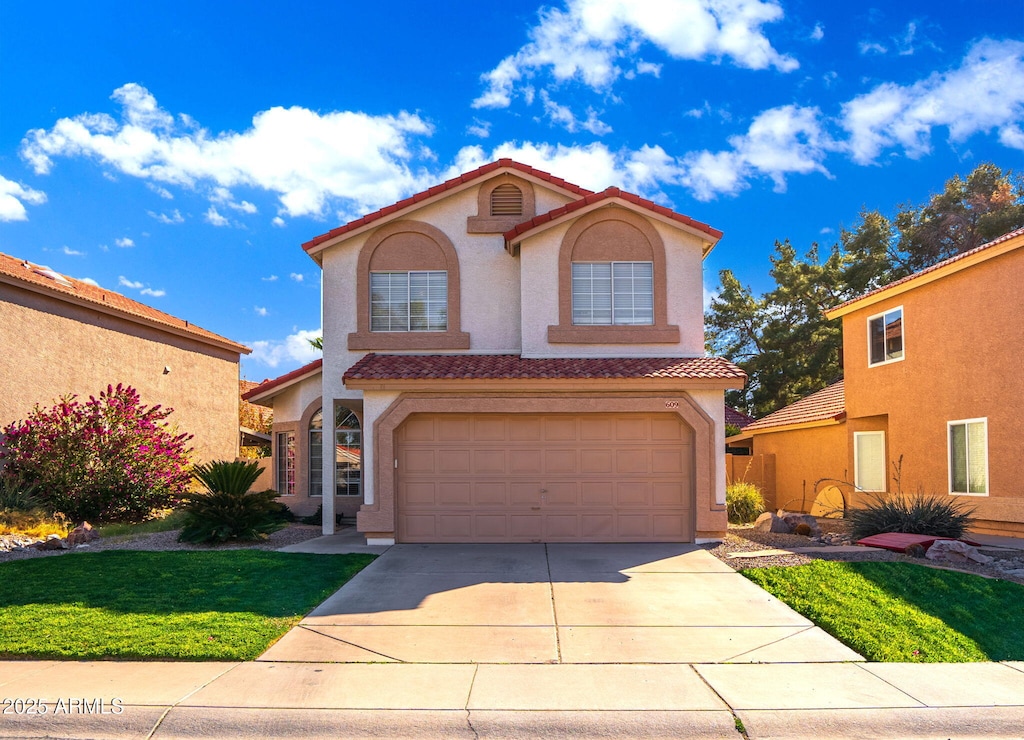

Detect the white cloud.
xmin=467 ymin=118 xmax=491 ymax=138
xmin=61 ymin=246 xmax=85 ymax=256
xmin=261 ymin=274 xmax=279 ymax=281
xmin=0 ymin=174 xmax=46 ymax=221
xmin=146 ymin=182 xmax=173 ymax=199
xmin=841 ymin=38 xmax=1024 ymax=164
xmin=289 ymin=272 xmax=304 ymax=282
xmin=248 ymin=327 xmax=322 ymax=368
xmin=473 ymin=0 xmax=797 ymax=109
xmin=634 ymin=60 xmax=662 ymax=77
xmin=820 ymin=226 xmax=834 ymax=235
xmin=78 ymin=277 xmax=100 ymax=287
xmin=140 ymin=287 xmax=166 ymax=297
xmin=810 ymin=23 xmax=824 ymax=41
xmin=254 ymin=306 xmax=268 ymax=317
xmin=539 ymin=91 xmax=612 ymax=135
xmin=858 ymin=41 xmax=888 ymax=56
xmin=271 ymin=216 xmax=286 ymax=228
xmin=23 ymin=83 xmax=435 ymax=221
xmin=230 ymin=200 xmax=257 ymax=214
xmin=681 ymin=104 xmax=831 ymax=200
xmin=118 ymin=276 xmax=144 ymax=289
xmin=205 ymin=206 xmax=229 ymax=227
xmin=148 ymin=208 xmax=184 ymax=224
xmin=115 ymin=237 xmax=135 ymax=248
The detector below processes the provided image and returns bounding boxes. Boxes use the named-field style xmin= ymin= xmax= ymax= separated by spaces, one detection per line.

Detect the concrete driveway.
xmin=260 ymin=543 xmax=860 ymax=665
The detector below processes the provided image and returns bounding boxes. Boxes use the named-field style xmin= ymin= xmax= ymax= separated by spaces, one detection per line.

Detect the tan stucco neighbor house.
xmin=244 ymin=159 xmax=745 ymax=544
xmin=729 ymin=226 xmax=1024 ymax=536
xmin=0 ymin=252 xmax=251 ymax=463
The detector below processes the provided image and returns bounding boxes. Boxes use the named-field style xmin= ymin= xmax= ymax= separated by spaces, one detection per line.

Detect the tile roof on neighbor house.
xmin=302 ymin=159 xmax=594 ymax=253
xmin=740 ymin=379 xmax=846 ymax=434
xmin=343 ymin=353 xmax=745 ymax=383
xmin=0 ymin=252 xmax=250 ymax=354
xmin=827 ymin=225 xmax=1024 ymax=316
xmin=242 ymin=358 xmax=323 ymax=402
xmin=503 ymin=186 xmax=723 ymax=248
xmin=726 ymin=406 xmax=756 ymax=429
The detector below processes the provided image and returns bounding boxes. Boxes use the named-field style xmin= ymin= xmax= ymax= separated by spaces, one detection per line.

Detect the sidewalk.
xmin=3 ymin=658 xmax=1024 ymax=738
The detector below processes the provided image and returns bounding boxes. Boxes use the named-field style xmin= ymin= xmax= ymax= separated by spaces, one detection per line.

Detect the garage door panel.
xmin=397 ymin=412 xmax=694 ymax=543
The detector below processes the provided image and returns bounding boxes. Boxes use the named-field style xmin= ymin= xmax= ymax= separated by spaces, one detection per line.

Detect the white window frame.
xmin=571 ymin=261 xmax=654 ymax=326
xmin=947 ymin=417 xmax=989 ymax=496
xmin=275 ymin=431 xmax=296 ymax=496
xmin=867 ymin=305 xmax=905 ymax=367
xmin=853 ymin=431 xmax=887 ymax=493
xmin=370 ymin=270 xmax=448 ymax=333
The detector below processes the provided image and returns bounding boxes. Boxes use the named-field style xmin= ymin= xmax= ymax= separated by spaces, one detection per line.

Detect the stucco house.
xmin=0 ymin=252 xmax=251 ymax=463
xmin=244 ymin=159 xmax=745 ymax=544
xmin=729 ymin=226 xmax=1024 ymax=535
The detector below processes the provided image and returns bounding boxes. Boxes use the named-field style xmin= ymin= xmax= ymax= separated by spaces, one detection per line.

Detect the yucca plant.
xmin=848 ymin=491 xmax=975 ymax=541
xmin=0 ymin=476 xmax=43 ymax=513
xmin=726 ymin=482 xmax=765 ymax=524
xmin=178 ymin=460 xmax=285 ymax=543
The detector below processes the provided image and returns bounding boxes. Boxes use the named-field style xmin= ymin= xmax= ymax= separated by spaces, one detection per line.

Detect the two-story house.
xmin=244 ymin=160 xmax=745 ymax=545
xmin=728 ymin=226 xmax=1024 ymax=536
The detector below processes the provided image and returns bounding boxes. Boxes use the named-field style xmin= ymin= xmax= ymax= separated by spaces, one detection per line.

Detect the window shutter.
xmin=490 ymin=184 xmax=523 ymax=216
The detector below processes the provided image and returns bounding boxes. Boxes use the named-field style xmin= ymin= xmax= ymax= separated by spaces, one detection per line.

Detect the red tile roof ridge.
xmin=742 ymin=379 xmax=846 ymax=433
xmin=0 ymin=252 xmax=249 ymax=354
xmin=242 ymin=358 xmax=323 ymax=401
xmin=829 ymin=225 xmax=1024 ymax=314
xmin=504 ymin=186 xmax=723 ymax=243
xmin=343 ymin=353 xmax=745 ymax=382
xmin=302 ymin=159 xmax=595 ymax=252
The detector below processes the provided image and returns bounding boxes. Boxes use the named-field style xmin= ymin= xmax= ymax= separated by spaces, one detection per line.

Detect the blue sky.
xmin=1 ymin=0 xmax=1021 ymax=380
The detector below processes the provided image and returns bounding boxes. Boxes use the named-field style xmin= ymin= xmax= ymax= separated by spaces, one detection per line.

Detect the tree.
xmin=708 ymin=163 xmax=1024 ymax=418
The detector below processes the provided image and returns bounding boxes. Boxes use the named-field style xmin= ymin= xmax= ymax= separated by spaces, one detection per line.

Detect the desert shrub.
xmin=299 ymin=505 xmax=323 ymax=525
xmin=0 ymin=385 xmax=193 ymax=522
xmin=178 ymin=460 xmax=286 ymax=543
xmin=727 ymin=482 xmax=765 ymax=524
xmin=848 ymin=492 xmax=975 ymax=540
xmin=0 ymin=477 xmax=43 ymax=513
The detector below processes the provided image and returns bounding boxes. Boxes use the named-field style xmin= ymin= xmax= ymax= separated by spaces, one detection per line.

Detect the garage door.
xmin=396 ymin=413 xmax=694 ymax=543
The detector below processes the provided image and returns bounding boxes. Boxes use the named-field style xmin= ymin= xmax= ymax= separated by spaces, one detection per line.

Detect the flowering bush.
xmin=0 ymin=384 xmax=193 ymax=522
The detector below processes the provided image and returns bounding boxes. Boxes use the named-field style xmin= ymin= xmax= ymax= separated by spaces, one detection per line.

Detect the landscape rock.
xmin=34 ymin=535 xmax=69 ymax=551
xmin=925 ymin=539 xmax=992 ymax=564
xmin=780 ymin=512 xmax=821 ymax=538
xmin=67 ymin=522 xmax=100 ymax=547
xmin=753 ymin=512 xmax=793 ymax=534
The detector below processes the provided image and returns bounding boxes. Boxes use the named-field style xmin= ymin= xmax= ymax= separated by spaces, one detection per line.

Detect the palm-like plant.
xmin=178 ymin=460 xmax=286 ymax=543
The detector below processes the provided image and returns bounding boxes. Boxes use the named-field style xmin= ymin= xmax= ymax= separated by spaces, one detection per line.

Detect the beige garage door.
xmin=396 ymin=413 xmax=694 ymax=543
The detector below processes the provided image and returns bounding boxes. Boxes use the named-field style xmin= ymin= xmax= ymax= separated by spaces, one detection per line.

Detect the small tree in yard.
xmin=0 ymin=384 xmax=193 ymax=522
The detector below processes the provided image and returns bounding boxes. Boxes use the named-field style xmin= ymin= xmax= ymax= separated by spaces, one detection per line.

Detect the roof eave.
xmin=242 ymin=363 xmax=324 ymax=404
xmin=741 ymin=414 xmax=847 ymax=436
xmin=343 ymin=376 xmax=745 ymax=392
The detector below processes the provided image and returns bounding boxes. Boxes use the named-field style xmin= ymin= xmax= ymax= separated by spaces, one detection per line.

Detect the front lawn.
xmin=743 ymin=561 xmax=1024 ymax=662
xmin=0 ymin=550 xmax=374 ymax=660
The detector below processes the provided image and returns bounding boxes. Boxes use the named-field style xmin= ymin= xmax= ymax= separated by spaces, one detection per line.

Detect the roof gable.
xmin=242 ymin=358 xmax=323 ymax=403
xmin=740 ymin=380 xmax=846 ymax=434
xmin=0 ymin=252 xmax=249 ymax=354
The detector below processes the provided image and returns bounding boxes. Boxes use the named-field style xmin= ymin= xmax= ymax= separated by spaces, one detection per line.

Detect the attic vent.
xmin=490 ymin=184 xmax=523 ymax=216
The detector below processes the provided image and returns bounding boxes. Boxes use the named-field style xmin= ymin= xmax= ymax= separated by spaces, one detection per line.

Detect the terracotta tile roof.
xmin=742 ymin=380 xmax=846 ymax=433
xmin=302 ymin=159 xmax=594 ymax=252
xmin=726 ymin=406 xmax=756 ymax=429
xmin=0 ymin=252 xmax=249 ymax=354
xmin=828 ymin=226 xmax=1024 ymax=314
xmin=242 ymin=358 xmax=323 ymax=401
xmin=343 ymin=354 xmax=745 ymax=383
xmin=504 ymin=187 xmax=723 ymax=245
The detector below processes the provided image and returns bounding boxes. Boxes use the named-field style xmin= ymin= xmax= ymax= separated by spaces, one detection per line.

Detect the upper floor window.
xmin=868 ymin=307 xmax=903 ymax=366
xmin=571 ymin=262 xmax=654 ymax=326
xmin=370 ymin=271 xmax=448 ymax=332
xmin=490 ymin=183 xmax=523 ymax=216
xmin=949 ymin=418 xmax=987 ymax=495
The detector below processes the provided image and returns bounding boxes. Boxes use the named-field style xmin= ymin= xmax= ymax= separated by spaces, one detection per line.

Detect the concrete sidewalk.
xmin=3 ymin=659 xmax=1024 ymax=738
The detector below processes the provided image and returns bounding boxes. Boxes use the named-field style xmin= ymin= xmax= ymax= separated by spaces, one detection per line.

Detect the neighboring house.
xmin=729 ymin=226 xmax=1024 ymax=535
xmin=244 ymin=159 xmax=744 ymax=543
xmin=0 ymin=253 xmax=251 ymax=463
xmin=726 ymin=406 xmax=756 ymax=430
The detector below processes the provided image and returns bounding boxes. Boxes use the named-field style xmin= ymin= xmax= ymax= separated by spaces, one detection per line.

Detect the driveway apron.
xmin=261 ymin=542 xmax=860 ymax=664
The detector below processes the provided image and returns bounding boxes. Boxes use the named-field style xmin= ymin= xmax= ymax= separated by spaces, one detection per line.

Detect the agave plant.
xmin=848 ymin=491 xmax=975 ymax=541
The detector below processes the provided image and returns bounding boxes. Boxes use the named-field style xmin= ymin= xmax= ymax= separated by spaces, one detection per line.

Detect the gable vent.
xmin=490 ymin=184 xmax=523 ymax=216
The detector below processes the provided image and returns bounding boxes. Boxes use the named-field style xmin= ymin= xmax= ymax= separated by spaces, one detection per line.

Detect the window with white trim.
xmin=275 ymin=431 xmax=295 ymax=496
xmin=949 ymin=418 xmax=988 ymax=495
xmin=868 ymin=307 xmax=903 ymax=366
xmin=370 ymin=271 xmax=447 ymax=332
xmin=309 ymin=410 xmax=324 ymax=497
xmin=854 ymin=431 xmax=886 ymax=492
xmin=335 ymin=408 xmax=362 ymax=497
xmin=571 ymin=262 xmax=653 ymax=326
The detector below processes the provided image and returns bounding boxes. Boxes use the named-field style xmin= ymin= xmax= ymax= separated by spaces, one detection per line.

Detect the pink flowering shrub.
xmin=0 ymin=384 xmax=193 ymax=522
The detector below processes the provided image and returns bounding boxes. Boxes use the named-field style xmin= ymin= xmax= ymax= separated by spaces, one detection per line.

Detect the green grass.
xmin=0 ymin=550 xmax=375 ymax=660
xmin=95 ymin=510 xmax=189 ymax=538
xmin=742 ymin=561 xmax=1024 ymax=662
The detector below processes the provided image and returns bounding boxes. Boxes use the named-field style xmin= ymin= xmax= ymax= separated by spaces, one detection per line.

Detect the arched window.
xmin=309 ymin=407 xmax=363 ymax=498
xmin=490 ymin=183 xmax=523 ymax=216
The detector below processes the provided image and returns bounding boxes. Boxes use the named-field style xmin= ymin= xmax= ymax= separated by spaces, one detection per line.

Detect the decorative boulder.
xmin=67 ymin=522 xmax=100 ymax=547
xmin=35 ymin=534 xmax=69 ymax=551
xmin=925 ymin=539 xmax=992 ymax=564
xmin=753 ymin=512 xmax=792 ymax=534
xmin=780 ymin=512 xmax=822 ymax=538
